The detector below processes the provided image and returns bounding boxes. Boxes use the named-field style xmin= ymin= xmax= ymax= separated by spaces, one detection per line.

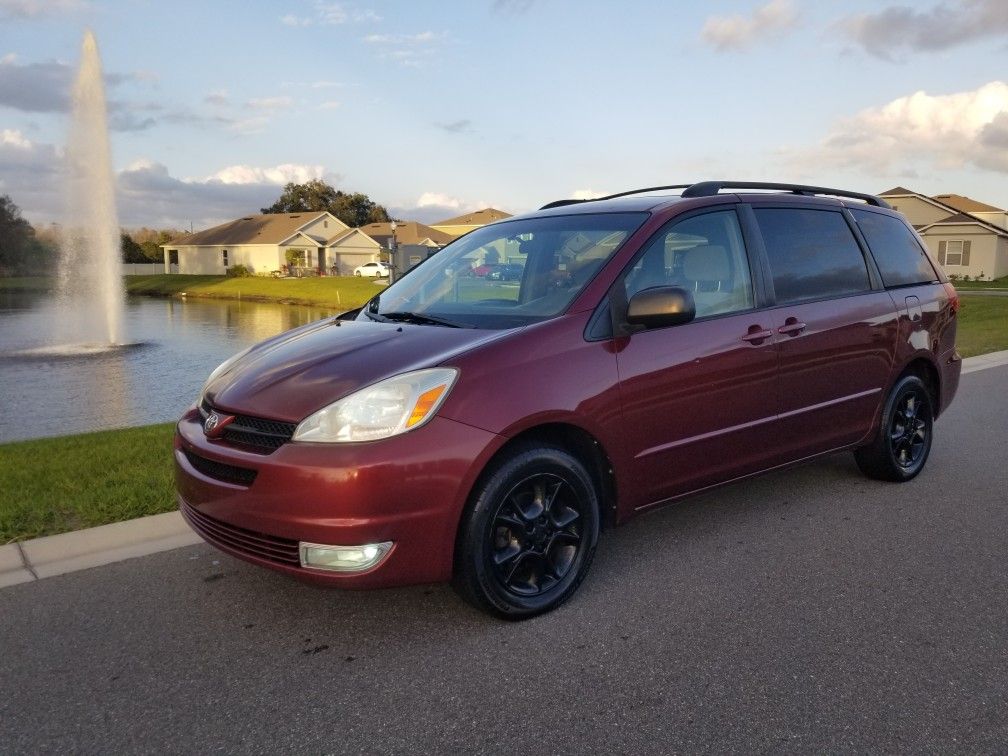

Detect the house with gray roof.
xmin=879 ymin=188 xmax=1008 ymax=281
xmin=161 ymin=211 xmax=382 ymax=276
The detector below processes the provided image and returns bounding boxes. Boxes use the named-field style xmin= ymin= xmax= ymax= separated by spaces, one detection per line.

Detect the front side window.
xmin=851 ymin=209 xmax=937 ymax=287
xmin=755 ymin=208 xmax=870 ymax=305
xmin=365 ymin=213 xmax=648 ymax=329
xmin=624 ymin=209 xmax=754 ymax=319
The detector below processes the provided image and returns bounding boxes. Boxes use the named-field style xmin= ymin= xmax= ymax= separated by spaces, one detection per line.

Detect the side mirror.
xmin=626 ymin=286 xmax=696 ymax=329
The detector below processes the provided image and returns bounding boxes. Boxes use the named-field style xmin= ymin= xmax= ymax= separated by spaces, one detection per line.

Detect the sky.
xmin=1 ymin=0 xmax=1008 ymax=231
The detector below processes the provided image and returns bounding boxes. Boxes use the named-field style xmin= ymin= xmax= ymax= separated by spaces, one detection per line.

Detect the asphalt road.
xmin=2 ymin=366 xmax=1006 ymax=754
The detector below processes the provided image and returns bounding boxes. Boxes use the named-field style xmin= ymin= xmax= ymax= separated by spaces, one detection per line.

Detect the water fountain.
xmin=52 ymin=29 xmax=126 ymax=351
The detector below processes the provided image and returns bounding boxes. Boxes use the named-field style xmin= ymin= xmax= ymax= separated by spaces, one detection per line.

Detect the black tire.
xmin=454 ymin=444 xmax=600 ymax=619
xmin=854 ymin=374 xmax=934 ymax=482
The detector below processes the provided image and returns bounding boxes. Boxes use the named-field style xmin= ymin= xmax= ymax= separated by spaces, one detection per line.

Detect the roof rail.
xmin=681 ymin=181 xmax=891 ymax=208
xmin=539 ymin=184 xmax=692 ymax=210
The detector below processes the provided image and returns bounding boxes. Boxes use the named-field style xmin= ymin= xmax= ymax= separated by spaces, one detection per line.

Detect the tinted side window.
xmin=625 ymin=210 xmax=754 ymax=319
xmin=755 ymin=208 xmax=870 ymax=305
xmin=851 ymin=208 xmax=937 ymax=287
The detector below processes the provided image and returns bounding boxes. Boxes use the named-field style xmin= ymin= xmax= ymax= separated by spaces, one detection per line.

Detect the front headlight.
xmin=292 ymin=368 xmax=459 ymax=443
xmin=199 ymin=345 xmax=253 ymax=403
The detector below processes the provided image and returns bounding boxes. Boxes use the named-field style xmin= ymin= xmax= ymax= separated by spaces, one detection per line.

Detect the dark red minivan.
xmin=176 ymin=182 xmax=961 ymax=618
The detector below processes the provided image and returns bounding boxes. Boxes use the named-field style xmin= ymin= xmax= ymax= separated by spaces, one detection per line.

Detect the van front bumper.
xmin=174 ymin=406 xmax=503 ymax=589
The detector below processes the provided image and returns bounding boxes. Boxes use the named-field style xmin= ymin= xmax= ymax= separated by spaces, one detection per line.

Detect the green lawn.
xmin=956 ymin=295 xmax=1008 ymax=357
xmin=0 ymin=274 xmax=385 ymax=309
xmin=0 ymin=424 xmax=177 ymax=543
xmin=954 ymin=275 xmax=1008 ymax=290
xmin=124 ymin=274 xmax=384 ymax=309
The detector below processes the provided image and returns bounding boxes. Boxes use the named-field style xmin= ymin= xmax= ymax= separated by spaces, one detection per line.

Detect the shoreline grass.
xmin=1 ymin=274 xmax=385 ymax=309
xmin=0 ymin=424 xmax=177 ymax=543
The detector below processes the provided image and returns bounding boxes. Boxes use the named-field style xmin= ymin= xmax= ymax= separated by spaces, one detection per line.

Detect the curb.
xmin=1 ymin=511 xmax=202 ymax=588
xmin=2 ymin=350 xmax=1007 ymax=589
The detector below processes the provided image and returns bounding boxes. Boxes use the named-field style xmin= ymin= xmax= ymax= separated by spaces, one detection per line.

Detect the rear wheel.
xmin=454 ymin=444 xmax=600 ymax=619
xmin=854 ymin=374 xmax=934 ymax=482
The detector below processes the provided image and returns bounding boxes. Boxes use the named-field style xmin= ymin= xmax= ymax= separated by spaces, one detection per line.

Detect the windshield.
xmin=360 ymin=212 xmax=648 ymax=329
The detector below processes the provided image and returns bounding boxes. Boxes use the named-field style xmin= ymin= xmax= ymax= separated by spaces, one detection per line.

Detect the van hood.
xmin=204 ymin=318 xmax=507 ymax=423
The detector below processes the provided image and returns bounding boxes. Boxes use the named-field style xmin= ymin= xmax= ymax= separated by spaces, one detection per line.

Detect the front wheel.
xmin=354 ymin=271 xmax=362 ymax=277
xmin=454 ymin=444 xmax=600 ymax=619
xmin=854 ymin=374 xmax=934 ymax=481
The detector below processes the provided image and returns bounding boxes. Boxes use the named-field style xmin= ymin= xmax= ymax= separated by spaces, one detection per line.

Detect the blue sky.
xmin=2 ymin=0 xmax=1008 ymax=229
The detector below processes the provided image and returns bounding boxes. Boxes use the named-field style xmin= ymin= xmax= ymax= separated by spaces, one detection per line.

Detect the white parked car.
xmin=354 ymin=261 xmax=390 ymax=278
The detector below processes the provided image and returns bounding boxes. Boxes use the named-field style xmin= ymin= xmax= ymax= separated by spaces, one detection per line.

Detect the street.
xmin=2 ymin=365 xmax=1006 ymax=754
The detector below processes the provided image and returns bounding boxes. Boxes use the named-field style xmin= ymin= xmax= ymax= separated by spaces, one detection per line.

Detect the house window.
xmin=222 ymin=249 xmax=229 ymax=267
xmin=168 ymin=250 xmax=178 ymax=265
xmin=324 ymin=220 xmax=328 ymax=229
xmin=938 ymin=240 xmax=971 ymax=267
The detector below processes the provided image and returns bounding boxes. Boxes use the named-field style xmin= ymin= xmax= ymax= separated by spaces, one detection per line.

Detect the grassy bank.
xmin=956 ymin=295 xmax=1008 ymax=357
xmin=954 ymin=275 xmax=1008 ymax=290
xmin=1 ymin=274 xmax=384 ymax=309
xmin=0 ymin=424 xmax=176 ymax=543
xmin=124 ymin=274 xmax=383 ymax=309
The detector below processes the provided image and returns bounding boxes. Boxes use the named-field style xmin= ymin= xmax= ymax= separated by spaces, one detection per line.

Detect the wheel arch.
xmin=895 ymin=355 xmax=942 ymax=416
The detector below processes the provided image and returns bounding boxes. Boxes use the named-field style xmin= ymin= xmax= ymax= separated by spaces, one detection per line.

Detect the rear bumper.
xmin=174 ymin=407 xmax=503 ymax=588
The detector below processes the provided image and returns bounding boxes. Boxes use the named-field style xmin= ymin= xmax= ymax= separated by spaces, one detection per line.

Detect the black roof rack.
xmin=539 ymin=181 xmax=890 ymax=210
xmin=539 ymin=185 xmax=691 ymax=210
xmin=681 ymin=181 xmax=891 ymax=208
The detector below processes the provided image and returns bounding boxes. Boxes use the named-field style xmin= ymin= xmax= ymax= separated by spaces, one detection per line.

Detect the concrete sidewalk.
xmin=3 ymin=349 xmax=1007 ymax=589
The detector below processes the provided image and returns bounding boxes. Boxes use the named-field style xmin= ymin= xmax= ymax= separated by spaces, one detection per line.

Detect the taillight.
xmin=942 ymin=282 xmax=960 ymax=313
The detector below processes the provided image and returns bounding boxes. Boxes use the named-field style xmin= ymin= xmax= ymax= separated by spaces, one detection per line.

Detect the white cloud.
xmin=701 ymin=0 xmax=798 ymax=51
xmin=571 ymin=188 xmax=606 ymax=200
xmin=205 ymin=163 xmax=325 ymax=185
xmin=280 ymin=2 xmax=381 ymax=27
xmin=792 ymin=81 xmax=1008 ymax=175
xmin=0 ymin=0 xmax=88 ymax=19
xmin=1 ymin=128 xmax=32 ymax=149
xmin=416 ymin=192 xmax=462 ymax=210
xmin=318 ymin=100 xmax=341 ymax=110
xmin=246 ymin=96 xmax=294 ymax=110
xmin=841 ymin=0 xmax=1008 ymax=60
xmin=363 ymin=30 xmax=443 ymax=66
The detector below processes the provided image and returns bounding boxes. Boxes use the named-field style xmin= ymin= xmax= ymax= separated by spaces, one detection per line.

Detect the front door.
xmin=615 ymin=208 xmax=781 ymax=509
xmin=317 ymin=247 xmax=326 ymax=276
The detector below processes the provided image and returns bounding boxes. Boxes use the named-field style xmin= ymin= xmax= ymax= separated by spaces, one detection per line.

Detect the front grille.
xmin=200 ymin=400 xmax=296 ymax=454
xmin=180 ymin=500 xmax=300 ymax=567
xmin=183 ymin=448 xmax=258 ymax=487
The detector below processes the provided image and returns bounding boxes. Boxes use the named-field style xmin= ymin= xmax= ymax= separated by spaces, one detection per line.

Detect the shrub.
xmin=226 ymin=264 xmax=252 ymax=278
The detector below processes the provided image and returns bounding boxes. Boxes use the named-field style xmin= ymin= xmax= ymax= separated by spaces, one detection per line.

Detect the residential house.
xmin=358 ymin=221 xmax=453 ymax=272
xmin=429 ymin=208 xmax=512 ymax=238
xmin=879 ymin=188 xmax=1008 ymax=281
xmin=161 ymin=212 xmax=383 ymax=276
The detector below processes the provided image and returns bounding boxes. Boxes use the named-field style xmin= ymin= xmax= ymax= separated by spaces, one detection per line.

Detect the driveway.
xmin=2 ymin=365 xmax=1006 ymax=754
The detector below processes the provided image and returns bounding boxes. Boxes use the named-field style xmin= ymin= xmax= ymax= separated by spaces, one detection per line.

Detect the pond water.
xmin=0 ymin=289 xmax=337 ymax=443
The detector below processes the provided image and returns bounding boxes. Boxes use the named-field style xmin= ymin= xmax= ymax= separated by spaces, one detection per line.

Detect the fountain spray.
xmin=58 ymin=29 xmax=125 ymax=347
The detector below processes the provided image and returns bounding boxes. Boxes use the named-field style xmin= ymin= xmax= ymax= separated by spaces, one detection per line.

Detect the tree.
xmin=121 ymin=232 xmax=147 ymax=263
xmin=262 ymin=179 xmax=391 ymax=227
xmin=0 ymin=195 xmax=52 ymax=275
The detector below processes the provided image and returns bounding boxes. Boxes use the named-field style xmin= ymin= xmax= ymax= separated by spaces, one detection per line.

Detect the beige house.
xmin=162 ymin=212 xmax=383 ymax=276
xmin=430 ymin=208 xmax=512 ymax=238
xmin=879 ymin=188 xmax=1008 ymax=281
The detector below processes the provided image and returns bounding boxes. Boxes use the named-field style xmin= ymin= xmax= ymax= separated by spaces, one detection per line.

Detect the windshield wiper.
xmin=379 ymin=311 xmax=468 ymax=328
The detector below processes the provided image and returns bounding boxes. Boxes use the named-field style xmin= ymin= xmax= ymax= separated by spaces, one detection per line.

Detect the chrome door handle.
xmin=778 ymin=320 xmax=807 ymax=336
xmin=741 ymin=327 xmax=773 ymax=344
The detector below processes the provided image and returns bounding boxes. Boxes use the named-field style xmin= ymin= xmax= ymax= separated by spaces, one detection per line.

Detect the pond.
xmin=0 ymin=289 xmax=337 ymax=443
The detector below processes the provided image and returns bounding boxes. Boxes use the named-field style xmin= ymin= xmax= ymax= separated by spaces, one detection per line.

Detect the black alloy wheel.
xmin=454 ymin=444 xmax=600 ymax=619
xmin=854 ymin=374 xmax=934 ymax=482
xmin=488 ymin=473 xmax=584 ymax=597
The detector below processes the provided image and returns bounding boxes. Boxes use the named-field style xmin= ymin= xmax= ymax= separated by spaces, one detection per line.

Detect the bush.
xmin=226 ymin=264 xmax=252 ymax=278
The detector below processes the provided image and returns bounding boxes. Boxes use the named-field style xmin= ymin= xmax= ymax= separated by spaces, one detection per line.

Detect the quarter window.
xmin=850 ymin=209 xmax=937 ymax=287
xmin=755 ymin=208 xmax=870 ymax=305
xmin=624 ymin=210 xmax=754 ymax=319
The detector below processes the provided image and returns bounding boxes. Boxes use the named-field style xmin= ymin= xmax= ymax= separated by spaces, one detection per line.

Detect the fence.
xmin=122 ymin=263 xmax=166 ymax=275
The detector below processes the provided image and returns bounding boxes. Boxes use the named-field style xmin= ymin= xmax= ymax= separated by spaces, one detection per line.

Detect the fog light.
xmin=298 ymin=541 xmax=393 ymax=572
